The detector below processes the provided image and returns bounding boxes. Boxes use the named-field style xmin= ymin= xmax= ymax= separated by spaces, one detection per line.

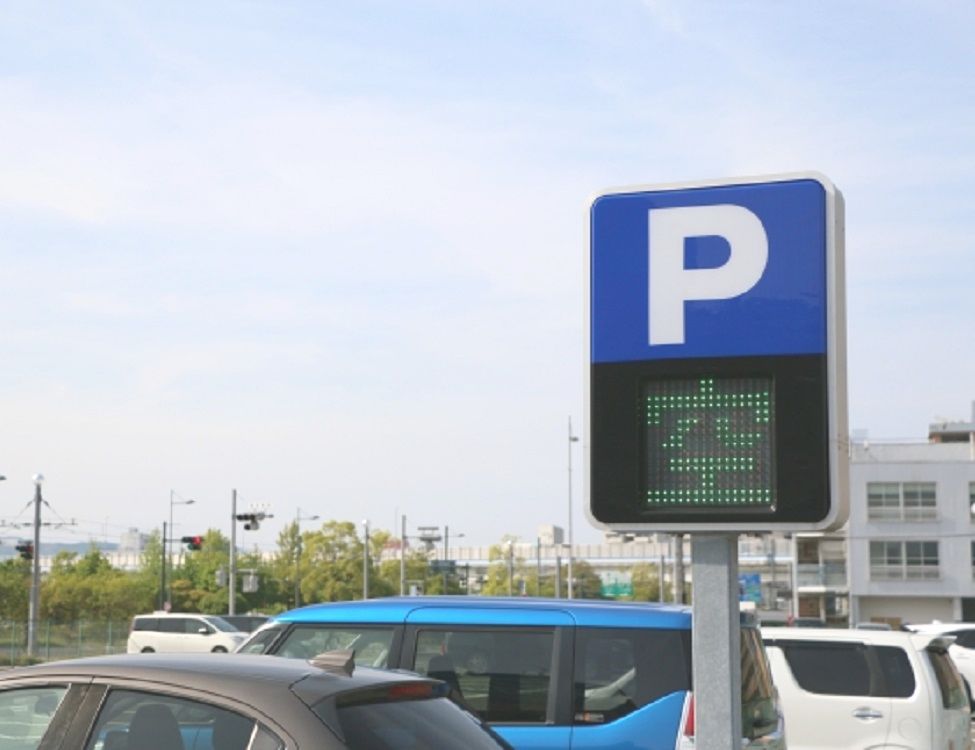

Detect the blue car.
xmin=239 ymin=597 xmax=785 ymax=750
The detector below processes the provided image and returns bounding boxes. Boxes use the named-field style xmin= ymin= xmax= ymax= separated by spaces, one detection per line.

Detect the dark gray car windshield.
xmin=334 ymin=696 xmax=510 ymax=750
xmin=204 ymin=616 xmax=240 ymax=632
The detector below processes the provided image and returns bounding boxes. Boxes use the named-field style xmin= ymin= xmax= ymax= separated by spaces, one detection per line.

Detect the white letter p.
xmin=648 ymin=204 xmax=769 ymax=346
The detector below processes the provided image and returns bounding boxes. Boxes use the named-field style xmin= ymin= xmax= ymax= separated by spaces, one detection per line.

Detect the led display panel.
xmin=643 ymin=376 xmax=775 ymax=510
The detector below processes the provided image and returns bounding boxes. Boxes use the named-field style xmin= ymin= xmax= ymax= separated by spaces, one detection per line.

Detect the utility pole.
xmin=536 ymin=537 xmax=542 ymax=596
xmin=567 ymin=417 xmax=579 ymax=598
xmin=27 ymin=475 xmax=43 ymax=658
xmin=400 ymin=514 xmax=406 ymax=596
xmin=228 ymin=496 xmax=271 ymax=614
xmin=159 ymin=521 xmax=167 ymax=611
xmin=362 ymin=520 xmax=370 ymax=600
xmin=229 ymin=489 xmax=237 ymax=616
xmin=554 ymin=550 xmax=562 ymax=599
xmin=294 ymin=527 xmax=302 ymax=608
xmin=443 ymin=525 xmax=449 ymax=593
xmin=674 ymin=534 xmax=686 ymax=604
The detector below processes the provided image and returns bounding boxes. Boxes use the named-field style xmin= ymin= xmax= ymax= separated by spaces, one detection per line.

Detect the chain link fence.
xmin=0 ymin=620 xmax=130 ymax=665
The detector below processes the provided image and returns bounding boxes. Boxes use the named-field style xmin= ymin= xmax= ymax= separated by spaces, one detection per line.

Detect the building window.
xmin=970 ymin=482 xmax=975 ymax=521
xmin=869 ymin=540 xmax=939 ymax=580
xmin=866 ymin=482 xmax=936 ymax=521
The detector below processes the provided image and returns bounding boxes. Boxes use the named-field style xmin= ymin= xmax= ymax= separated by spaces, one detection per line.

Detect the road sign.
xmin=588 ymin=173 xmax=848 ymax=532
xmin=598 ymin=570 xmax=634 ymax=598
xmin=738 ymin=573 xmax=762 ymax=604
xmin=430 ymin=560 xmax=457 ymax=574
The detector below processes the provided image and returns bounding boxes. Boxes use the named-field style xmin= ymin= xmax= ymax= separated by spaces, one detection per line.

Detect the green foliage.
xmin=299 ymin=521 xmax=379 ymax=603
xmin=171 ymin=529 xmax=231 ymax=613
xmin=0 ymin=558 xmax=30 ymax=620
xmin=627 ymin=562 xmax=661 ymax=601
xmin=480 ymin=543 xmax=514 ymax=596
xmin=41 ymin=545 xmax=153 ymax=621
xmin=568 ymin=560 xmax=604 ymax=599
xmin=8 ymin=522 xmax=674 ymax=634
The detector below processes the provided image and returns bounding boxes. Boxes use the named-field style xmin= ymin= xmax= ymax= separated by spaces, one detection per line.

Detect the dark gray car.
xmin=0 ymin=652 xmax=513 ymax=749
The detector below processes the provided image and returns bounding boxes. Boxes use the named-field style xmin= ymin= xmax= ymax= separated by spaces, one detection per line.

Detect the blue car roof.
xmin=274 ymin=596 xmax=693 ymax=629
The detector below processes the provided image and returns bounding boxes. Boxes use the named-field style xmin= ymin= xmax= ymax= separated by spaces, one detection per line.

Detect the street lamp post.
xmin=27 ymin=474 xmax=43 ymax=658
xmin=168 ymin=490 xmax=195 ymax=608
xmin=294 ymin=508 xmax=320 ymax=608
xmin=567 ymin=417 xmax=580 ymax=599
xmin=159 ymin=521 xmax=167 ymax=611
xmin=362 ymin=520 xmax=370 ymax=600
xmin=536 ymin=537 xmax=542 ymax=596
xmin=400 ymin=514 xmax=407 ymax=596
xmin=230 ymin=489 xmax=237 ymax=616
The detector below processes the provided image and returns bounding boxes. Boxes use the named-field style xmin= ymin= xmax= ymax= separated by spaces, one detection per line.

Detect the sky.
xmin=1 ymin=1 xmax=973 ymax=553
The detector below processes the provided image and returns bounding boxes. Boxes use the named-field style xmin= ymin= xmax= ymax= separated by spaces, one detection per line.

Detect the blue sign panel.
xmin=739 ymin=573 xmax=762 ymax=604
xmin=591 ymin=178 xmax=827 ymax=364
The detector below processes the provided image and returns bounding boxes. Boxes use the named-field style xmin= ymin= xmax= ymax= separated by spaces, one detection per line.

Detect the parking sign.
xmin=588 ymin=173 xmax=848 ymax=532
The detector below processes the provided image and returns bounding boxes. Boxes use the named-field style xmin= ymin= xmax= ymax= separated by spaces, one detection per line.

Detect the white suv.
xmin=127 ymin=612 xmax=247 ymax=654
xmin=762 ymin=627 xmax=970 ymax=750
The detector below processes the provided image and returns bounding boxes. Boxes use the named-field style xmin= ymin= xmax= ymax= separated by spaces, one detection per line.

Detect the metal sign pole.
xmin=691 ymin=533 xmax=742 ymax=750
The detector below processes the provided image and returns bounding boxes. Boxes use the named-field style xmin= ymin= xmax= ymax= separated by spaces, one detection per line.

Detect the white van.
xmin=127 ymin=612 xmax=246 ymax=654
xmin=762 ymin=627 xmax=970 ymax=750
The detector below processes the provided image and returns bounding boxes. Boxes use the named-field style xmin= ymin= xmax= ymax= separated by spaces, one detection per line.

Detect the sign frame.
xmin=586 ymin=172 xmax=848 ymax=533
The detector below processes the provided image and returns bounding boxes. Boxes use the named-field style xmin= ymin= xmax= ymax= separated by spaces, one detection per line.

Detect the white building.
xmin=794 ymin=403 xmax=975 ymax=626
xmin=119 ymin=527 xmax=149 ymax=554
xmin=794 ymin=402 xmax=975 ymax=627
xmin=846 ymin=405 xmax=975 ymax=626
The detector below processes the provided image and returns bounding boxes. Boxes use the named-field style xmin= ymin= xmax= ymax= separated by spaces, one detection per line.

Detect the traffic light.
xmin=181 ymin=535 xmax=204 ymax=551
xmin=15 ymin=540 xmax=33 ymax=560
xmin=235 ymin=513 xmax=261 ymax=530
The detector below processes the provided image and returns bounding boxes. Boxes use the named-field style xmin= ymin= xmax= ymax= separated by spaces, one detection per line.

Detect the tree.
xmin=41 ymin=546 xmax=153 ymax=621
xmin=569 ymin=560 xmax=604 ymax=599
xmin=374 ymin=545 xmax=433 ymax=596
xmin=270 ymin=521 xmax=302 ymax=610
xmin=363 ymin=529 xmax=396 ymax=599
xmin=169 ymin=529 xmax=225 ymax=612
xmin=168 ymin=528 xmax=282 ymax=614
xmin=480 ymin=542 xmax=525 ymax=596
xmin=629 ymin=563 xmax=662 ymax=602
xmin=138 ymin=529 xmax=165 ymax=610
xmin=298 ymin=521 xmax=370 ymax=603
xmin=0 ymin=558 xmax=30 ymax=620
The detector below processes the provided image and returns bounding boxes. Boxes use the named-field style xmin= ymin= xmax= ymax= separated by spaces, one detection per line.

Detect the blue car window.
xmin=573 ymin=627 xmax=690 ymax=725
xmin=276 ymin=626 xmax=395 ymax=667
xmin=413 ymin=628 xmax=555 ymax=724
